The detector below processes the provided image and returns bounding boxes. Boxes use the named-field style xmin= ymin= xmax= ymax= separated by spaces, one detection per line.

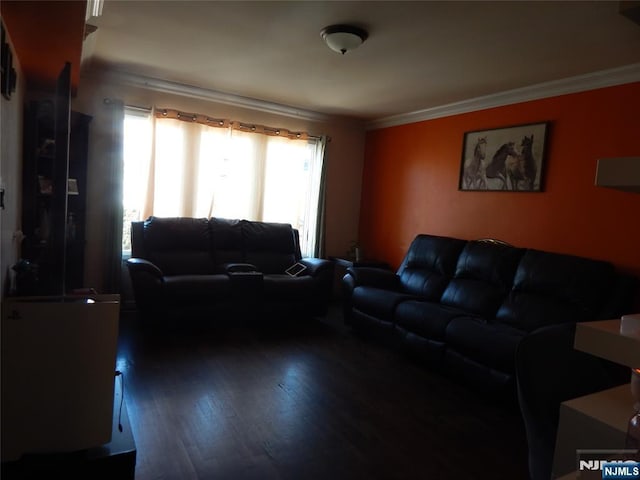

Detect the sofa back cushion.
xmin=441 ymin=241 xmax=525 ymax=317
xmin=209 ymin=217 xmax=245 ymax=265
xmin=143 ymin=216 xmax=215 ymax=275
xmin=243 ymin=221 xmax=298 ymax=274
xmin=495 ymin=249 xmax=616 ymax=332
xmin=397 ymin=234 xmax=466 ymax=300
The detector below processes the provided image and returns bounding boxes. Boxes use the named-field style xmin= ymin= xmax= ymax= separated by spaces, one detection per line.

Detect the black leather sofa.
xmin=126 ymin=216 xmax=334 ymax=320
xmin=342 ymin=233 xmax=635 ymax=479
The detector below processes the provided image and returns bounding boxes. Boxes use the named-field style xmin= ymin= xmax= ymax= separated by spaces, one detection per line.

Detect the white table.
xmin=551 ymin=318 xmax=640 ymax=479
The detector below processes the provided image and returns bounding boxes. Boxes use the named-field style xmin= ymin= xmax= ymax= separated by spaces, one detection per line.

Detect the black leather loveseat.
xmin=127 ymin=216 xmax=334 ymax=320
xmin=342 ymin=233 xmax=635 ymax=479
xmin=343 ymin=234 xmax=633 ymax=391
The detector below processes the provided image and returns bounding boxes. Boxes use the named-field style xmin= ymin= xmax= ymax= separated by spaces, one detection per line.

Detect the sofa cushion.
xmin=243 ymin=221 xmax=298 ymax=274
xmin=397 ymin=234 xmax=466 ymax=300
xmin=209 ymin=217 xmax=245 ymax=265
xmin=162 ymin=274 xmax=231 ymax=300
xmin=394 ymin=300 xmax=471 ymax=341
xmin=495 ymin=249 xmax=616 ymax=332
xmin=445 ymin=317 xmax=526 ymax=374
xmin=143 ymin=216 xmax=215 ymax=275
xmin=263 ymin=274 xmax=319 ymax=300
xmin=352 ymin=286 xmax=415 ymax=323
xmin=440 ymin=241 xmax=525 ymax=317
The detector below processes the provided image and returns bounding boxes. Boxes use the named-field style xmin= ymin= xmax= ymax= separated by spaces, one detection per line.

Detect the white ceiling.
xmin=84 ymin=0 xmax=640 ymax=121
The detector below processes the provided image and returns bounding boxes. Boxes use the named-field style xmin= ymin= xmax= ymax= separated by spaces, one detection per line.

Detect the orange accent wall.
xmin=360 ymin=83 xmax=640 ymax=281
xmin=1 ymin=1 xmax=85 ymax=93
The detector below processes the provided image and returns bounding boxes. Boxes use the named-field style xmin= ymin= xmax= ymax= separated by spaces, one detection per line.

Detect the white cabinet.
xmin=552 ymin=319 xmax=640 ymax=479
xmin=1 ymin=295 xmax=120 ymax=461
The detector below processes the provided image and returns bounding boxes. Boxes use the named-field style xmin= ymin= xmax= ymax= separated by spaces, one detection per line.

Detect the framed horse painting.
xmin=459 ymin=121 xmax=549 ymax=192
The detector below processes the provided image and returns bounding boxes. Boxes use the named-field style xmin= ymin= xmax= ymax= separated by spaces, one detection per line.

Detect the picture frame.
xmin=1 ymin=21 xmax=17 ymax=100
xmin=459 ymin=121 xmax=549 ymax=192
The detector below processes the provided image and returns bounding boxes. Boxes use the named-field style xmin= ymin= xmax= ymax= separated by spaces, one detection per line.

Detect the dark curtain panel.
xmin=314 ymin=136 xmax=328 ymax=258
xmin=102 ymin=98 xmax=125 ymax=293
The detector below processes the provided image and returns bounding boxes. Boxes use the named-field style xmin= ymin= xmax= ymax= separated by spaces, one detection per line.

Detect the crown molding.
xmin=84 ymin=68 xmax=333 ymax=123
xmin=82 ymin=63 xmax=640 ymax=129
xmin=366 ymin=63 xmax=640 ymax=130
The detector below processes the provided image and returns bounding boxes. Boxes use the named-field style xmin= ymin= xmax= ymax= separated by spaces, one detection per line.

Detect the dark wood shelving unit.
xmin=65 ymin=111 xmax=92 ymax=291
xmin=20 ymin=63 xmax=91 ymax=294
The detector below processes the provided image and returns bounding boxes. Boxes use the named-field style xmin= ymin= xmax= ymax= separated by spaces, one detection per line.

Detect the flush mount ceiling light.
xmin=320 ymin=24 xmax=368 ymax=55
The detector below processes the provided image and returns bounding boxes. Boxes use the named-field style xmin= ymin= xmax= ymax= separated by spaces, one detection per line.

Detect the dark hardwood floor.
xmin=116 ymin=304 xmax=529 ymax=480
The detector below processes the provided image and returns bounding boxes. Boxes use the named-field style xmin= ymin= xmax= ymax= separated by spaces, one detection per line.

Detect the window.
xmin=122 ymin=108 xmax=325 ymax=257
xmin=122 ymin=108 xmax=152 ymax=254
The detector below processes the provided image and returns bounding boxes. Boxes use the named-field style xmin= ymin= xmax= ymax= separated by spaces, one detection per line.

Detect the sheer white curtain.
xmin=123 ymin=110 xmax=326 ymax=257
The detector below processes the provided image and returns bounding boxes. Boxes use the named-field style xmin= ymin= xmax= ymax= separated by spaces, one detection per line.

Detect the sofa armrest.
xmin=515 ymin=322 xmax=628 ymax=480
xmin=126 ymin=258 xmax=164 ymax=312
xmin=223 ymin=263 xmax=259 ymax=273
xmin=518 ymin=322 xmax=627 ymax=412
xmin=341 ymin=267 xmax=400 ymax=325
xmin=126 ymin=257 xmax=163 ymax=278
xmin=299 ymin=257 xmax=333 ymax=277
xmin=345 ymin=266 xmax=399 ymax=290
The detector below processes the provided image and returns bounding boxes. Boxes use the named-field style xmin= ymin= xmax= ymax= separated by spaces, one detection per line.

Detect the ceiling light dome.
xmin=320 ymin=24 xmax=368 ymax=55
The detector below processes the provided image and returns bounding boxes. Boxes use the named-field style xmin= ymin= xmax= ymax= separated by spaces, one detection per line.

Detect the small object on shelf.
xmin=346 ymin=240 xmax=361 ymax=262
xmin=67 ymin=178 xmax=79 ymax=195
xmin=36 ymin=138 xmax=56 ymax=157
xmin=38 ymin=176 xmax=53 ymax=195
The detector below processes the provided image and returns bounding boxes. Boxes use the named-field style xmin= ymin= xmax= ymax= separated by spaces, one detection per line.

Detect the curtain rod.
xmin=123 ymin=104 xmax=328 ymax=142
xmin=154 ymin=107 xmax=326 ymax=142
xmin=125 ymin=104 xmax=152 ymax=113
